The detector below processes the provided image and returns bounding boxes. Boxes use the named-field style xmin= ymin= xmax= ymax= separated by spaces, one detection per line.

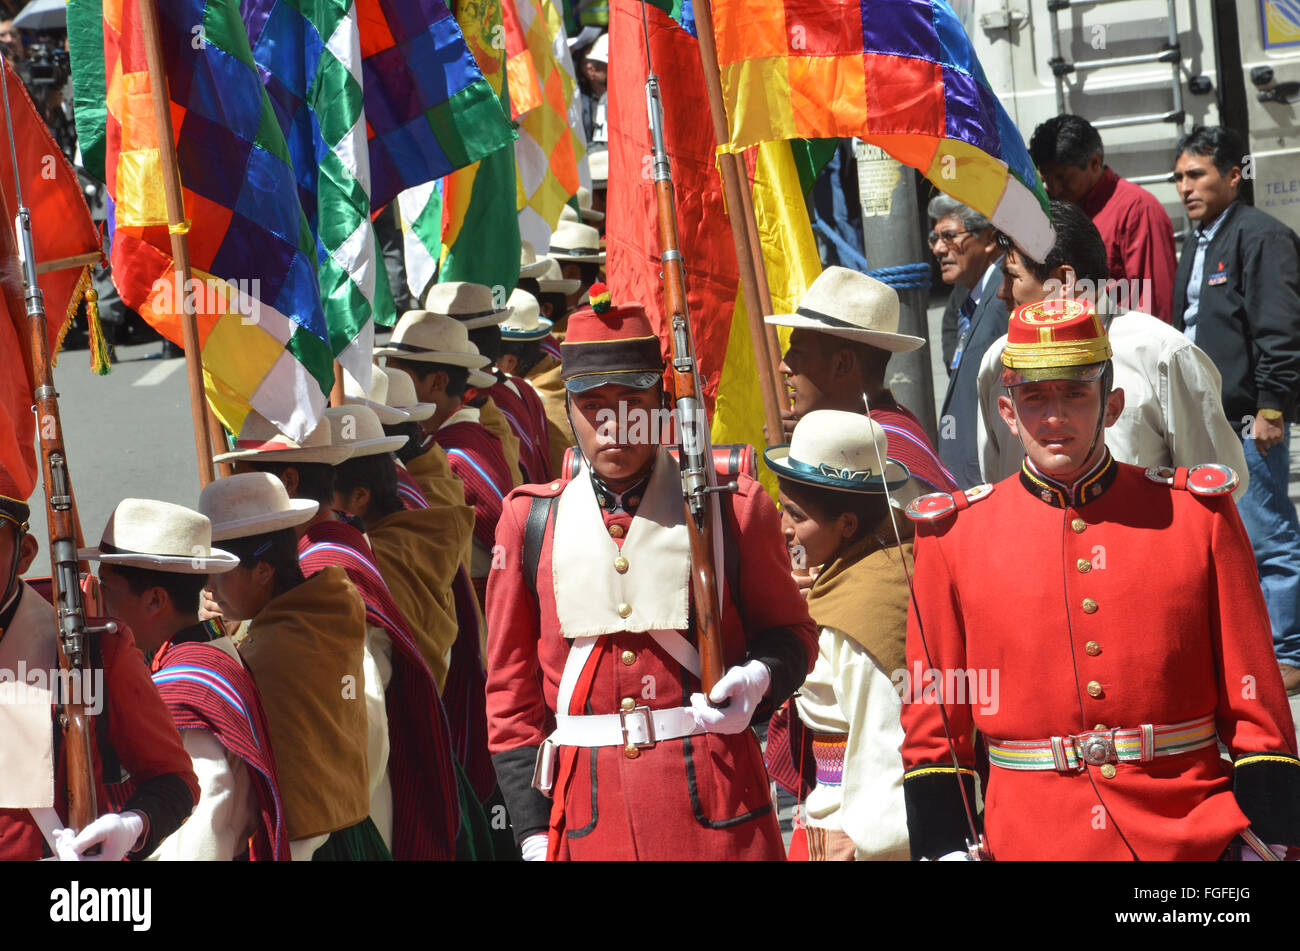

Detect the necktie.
xmin=950 ymin=294 xmax=977 ymax=370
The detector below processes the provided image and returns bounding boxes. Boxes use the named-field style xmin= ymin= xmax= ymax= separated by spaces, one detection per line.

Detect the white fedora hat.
xmin=548 ymin=220 xmax=604 ymax=263
xmin=380 ymin=366 xmax=436 ymax=422
xmin=764 ymin=410 xmax=909 ymax=492
xmin=324 ymin=404 xmax=409 ymax=459
xmin=199 ymin=472 xmax=319 ymax=542
xmin=765 ymin=266 xmax=925 ymax=352
xmin=79 ymin=499 xmax=239 ymax=574
xmin=423 ymin=281 xmax=510 ymax=330
xmin=587 ymin=31 xmax=608 ymax=64
xmin=214 ymin=411 xmax=353 ymax=466
xmin=576 ymin=186 xmax=604 ymax=224
xmin=532 ymin=256 xmax=580 ymax=296
xmin=374 ymin=311 xmax=494 ymax=368
xmin=520 ymin=240 xmax=550 ymax=280
xmin=587 ymin=147 xmax=608 ymax=187
xmin=501 ymin=288 xmax=553 ymax=341
xmin=343 ymin=364 xmax=411 ymax=426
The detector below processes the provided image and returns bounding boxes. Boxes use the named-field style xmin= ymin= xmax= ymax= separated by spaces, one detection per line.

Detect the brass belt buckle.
xmin=1077 ymin=730 xmax=1118 ymax=766
xmin=619 ymin=705 xmax=657 ymax=749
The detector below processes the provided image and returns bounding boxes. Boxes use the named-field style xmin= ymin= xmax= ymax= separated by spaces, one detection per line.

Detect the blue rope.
xmin=810 ymin=218 xmax=932 ymax=291
xmin=865 ymin=262 xmax=933 ymax=291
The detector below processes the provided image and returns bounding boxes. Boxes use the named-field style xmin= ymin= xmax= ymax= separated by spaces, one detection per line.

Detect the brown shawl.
xmin=477 ymin=397 xmax=522 ymax=489
xmin=806 ymin=535 xmax=913 ymax=677
xmin=238 ymin=566 xmax=369 ymax=840
xmin=367 ymin=507 xmax=465 ymax=691
xmin=403 ymin=444 xmax=475 ymax=571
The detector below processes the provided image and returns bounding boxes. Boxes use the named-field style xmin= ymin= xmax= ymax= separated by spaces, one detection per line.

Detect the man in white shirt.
xmin=976 ymin=201 xmax=1247 ymax=498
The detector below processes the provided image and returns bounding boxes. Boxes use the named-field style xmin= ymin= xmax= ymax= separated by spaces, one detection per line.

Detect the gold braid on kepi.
xmin=1000 ymin=298 xmax=1112 ymax=387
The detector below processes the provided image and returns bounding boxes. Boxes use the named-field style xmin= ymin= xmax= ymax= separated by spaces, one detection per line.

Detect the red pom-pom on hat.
xmin=589 ymin=282 xmax=612 ymax=314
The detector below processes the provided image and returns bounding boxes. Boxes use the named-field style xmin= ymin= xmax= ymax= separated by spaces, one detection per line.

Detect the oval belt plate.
xmin=1186 ymin=463 xmax=1238 ymax=496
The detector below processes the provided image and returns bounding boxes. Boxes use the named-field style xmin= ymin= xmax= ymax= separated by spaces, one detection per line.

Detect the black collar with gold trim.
xmin=1019 ymin=450 xmax=1118 ymax=509
xmin=591 ymin=469 xmax=653 ymax=515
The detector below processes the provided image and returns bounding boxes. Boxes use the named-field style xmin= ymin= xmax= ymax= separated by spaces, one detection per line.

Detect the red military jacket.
xmin=0 ymin=583 xmax=199 ymax=860
xmin=900 ymin=452 xmax=1300 ymax=860
xmin=485 ymin=465 xmax=817 ymax=860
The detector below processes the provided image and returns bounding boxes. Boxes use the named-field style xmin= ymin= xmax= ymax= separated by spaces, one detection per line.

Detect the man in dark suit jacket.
xmin=1172 ymin=125 xmax=1300 ymax=696
xmin=929 ymin=194 xmax=1007 ymax=489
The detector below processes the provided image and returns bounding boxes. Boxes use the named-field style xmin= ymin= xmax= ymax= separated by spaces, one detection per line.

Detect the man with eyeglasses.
xmin=929 ymin=195 xmax=1008 ymax=489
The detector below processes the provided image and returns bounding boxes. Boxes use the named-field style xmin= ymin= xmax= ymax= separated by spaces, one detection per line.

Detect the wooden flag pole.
xmin=732 ymin=155 xmax=785 ymax=390
xmin=136 ymin=0 xmax=217 ymax=487
xmin=331 ymin=360 xmax=346 ymax=407
xmin=684 ymin=0 xmax=785 ymax=446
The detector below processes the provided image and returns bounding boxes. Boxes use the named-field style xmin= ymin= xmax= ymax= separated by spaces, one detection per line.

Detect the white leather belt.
xmin=551 ymin=705 xmax=704 ymax=749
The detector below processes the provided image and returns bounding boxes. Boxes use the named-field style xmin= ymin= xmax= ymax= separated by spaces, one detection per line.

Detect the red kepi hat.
xmin=561 ymin=284 xmax=665 ymax=394
xmin=999 ymin=297 xmax=1112 ymax=388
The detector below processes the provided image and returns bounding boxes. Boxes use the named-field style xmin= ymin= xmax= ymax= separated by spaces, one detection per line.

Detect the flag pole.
xmin=732 ymin=154 xmax=784 ymax=389
xmin=136 ymin=0 xmax=219 ymax=487
xmin=681 ymin=0 xmax=785 ymax=446
xmin=331 ymin=360 xmax=346 ymax=407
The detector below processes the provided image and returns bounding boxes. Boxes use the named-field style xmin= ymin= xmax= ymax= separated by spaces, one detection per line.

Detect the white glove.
xmin=62 ymin=811 xmax=146 ymax=862
xmin=51 ymin=827 xmax=82 ymax=862
xmin=520 ymin=833 xmax=548 ymax=862
xmin=936 ymin=850 xmax=971 ymax=861
xmin=689 ymin=660 xmax=771 ymax=735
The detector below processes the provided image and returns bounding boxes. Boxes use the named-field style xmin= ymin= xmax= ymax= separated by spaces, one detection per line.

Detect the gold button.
xmin=1077 ymin=558 xmax=1091 ymax=573
xmin=1071 ymin=518 xmax=1086 ymax=534
xmin=620 ymin=697 xmax=636 ymax=712
xmin=1086 ymin=680 xmax=1103 ymax=698
xmin=1085 ymin=640 xmax=1101 ymax=656
xmin=550 ymin=482 xmax=560 ymax=491
xmin=1081 ymin=598 xmax=1098 ymax=614
xmin=614 ymin=555 xmax=629 ymax=574
xmin=617 ymin=602 xmax=632 ymax=619
xmin=609 ymin=524 xmax=624 ymax=538
xmin=1094 ymin=723 xmax=1108 ymax=731
xmin=1100 ymin=764 xmax=1117 ymax=779
xmin=621 ymin=650 xmax=636 ymax=666
xmin=624 ymin=744 xmax=640 ymax=759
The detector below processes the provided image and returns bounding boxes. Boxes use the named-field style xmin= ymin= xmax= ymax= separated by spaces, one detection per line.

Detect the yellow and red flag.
xmin=0 ymin=57 xmax=101 ymax=498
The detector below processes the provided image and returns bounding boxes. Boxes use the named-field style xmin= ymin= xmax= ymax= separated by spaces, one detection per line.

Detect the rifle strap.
xmin=523 ymin=495 xmax=557 ymax=599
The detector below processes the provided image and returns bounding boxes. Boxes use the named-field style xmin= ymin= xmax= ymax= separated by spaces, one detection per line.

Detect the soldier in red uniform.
xmin=485 ymin=293 xmax=817 ymax=860
xmin=0 ymin=464 xmax=198 ymax=861
xmin=900 ymin=298 xmax=1300 ymax=861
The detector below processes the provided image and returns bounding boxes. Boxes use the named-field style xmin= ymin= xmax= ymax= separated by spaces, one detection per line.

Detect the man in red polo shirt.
xmin=1030 ymin=114 xmax=1177 ymax=323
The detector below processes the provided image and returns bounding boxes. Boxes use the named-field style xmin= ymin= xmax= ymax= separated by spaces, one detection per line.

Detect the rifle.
xmin=639 ymin=4 xmax=735 ymax=696
xmin=1 ymin=60 xmax=111 ymax=834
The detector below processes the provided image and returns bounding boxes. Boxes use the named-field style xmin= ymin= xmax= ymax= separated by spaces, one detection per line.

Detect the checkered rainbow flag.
xmin=710 ymin=0 xmax=1054 ymax=258
xmin=68 ymin=0 xmax=512 ymax=442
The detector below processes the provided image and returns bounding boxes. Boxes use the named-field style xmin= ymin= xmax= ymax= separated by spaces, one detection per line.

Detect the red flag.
xmin=605 ymin=0 xmax=737 ymax=415
xmin=0 ymin=58 xmax=101 ymax=498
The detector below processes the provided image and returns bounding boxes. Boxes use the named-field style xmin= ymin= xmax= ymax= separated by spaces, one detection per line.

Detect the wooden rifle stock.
xmin=2 ymin=187 xmax=100 ymax=833
xmin=643 ymin=70 xmax=728 ymax=696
